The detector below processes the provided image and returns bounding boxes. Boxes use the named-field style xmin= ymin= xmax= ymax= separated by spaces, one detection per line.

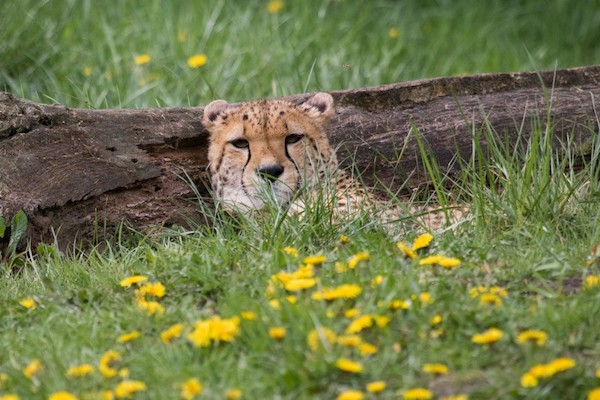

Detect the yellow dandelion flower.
xmin=83 ymin=66 xmax=93 ymax=77
xmin=187 ymin=320 xmax=211 ymax=347
xmin=547 ymin=357 xmax=576 ymax=374
xmin=177 ymin=31 xmax=187 ymax=43
xmin=344 ymin=308 xmax=361 ymax=319
xmin=529 ymin=364 xmax=553 ymax=378
xmin=118 ymin=368 xmax=129 ymax=378
xmin=117 ymin=330 xmax=141 ymax=343
xmin=371 ymin=275 xmax=383 ymax=287
xmin=438 ymin=257 xmax=462 ymax=268
xmin=137 ymin=282 xmax=166 ymax=298
xmin=137 ymin=299 xmax=165 ymax=315
xmin=292 ymin=264 xmax=314 ymax=279
xmin=419 ymin=255 xmax=461 ymax=268
xmin=160 ymin=323 xmax=185 ymax=344
xmin=268 ymin=327 xmax=286 ymax=340
xmin=241 ymin=311 xmax=256 ymax=321
xmin=348 ymin=251 xmax=369 ymax=269
xmin=418 ymin=255 xmax=441 ymax=265
xmin=272 ymin=271 xmax=293 ymax=284
xmin=326 ymin=310 xmax=335 ymax=318
xmin=440 ymin=396 xmax=468 ymax=400
xmin=335 ymin=358 xmax=363 ymax=373
xmin=66 ymin=364 xmax=95 ymax=377
xmin=225 ymin=388 xmax=242 ymax=399
xmin=187 ymin=54 xmax=207 ymax=69
xmin=403 ymin=388 xmax=433 ymax=400
xmin=390 ymin=299 xmax=411 ymax=310
xmin=99 ymin=350 xmax=120 ymax=378
xmin=588 ymin=388 xmax=600 ymax=400
xmin=336 ymin=335 xmax=362 ymax=347
xmin=180 ymin=378 xmax=202 ymax=399
xmin=339 ymin=235 xmax=349 ymax=243
xmin=0 ymin=395 xmax=20 ymax=400
xmin=479 ymin=293 xmax=502 ymax=307
xmin=312 ymin=284 xmax=362 ymax=301
xmin=346 ymin=315 xmax=373 ymax=334
xmin=517 ymin=330 xmax=547 ymax=346
xmin=397 ymin=241 xmax=417 ymax=259
xmin=358 ymin=342 xmax=378 ymax=355
xmin=286 ymin=295 xmax=297 ymax=304
xmin=419 ymin=292 xmax=432 ymax=304
xmin=337 ymin=390 xmax=364 ymax=400
xmin=119 ymin=275 xmax=147 ymax=287
xmin=423 ymin=363 xmax=449 ymax=375
xmin=520 ymin=372 xmax=538 ymax=388
xmin=373 ymin=315 xmax=390 ymax=328
xmin=114 ymin=380 xmax=146 ymax=398
xmin=412 ymin=233 xmax=433 ymax=250
xmin=267 ymin=0 xmax=284 ymax=13
xmin=272 ymin=265 xmax=314 ymax=285
xmin=284 ymin=278 xmax=317 ymax=291
xmin=48 ymin=392 xmax=78 ymax=400
xmin=388 ymin=27 xmax=399 ymax=39
xmin=303 ymin=255 xmax=326 ymax=265
xmin=214 ymin=316 xmax=241 ymax=342
xmin=19 ymin=298 xmax=36 ymax=309
xmin=471 ymin=328 xmax=503 ymax=344
xmin=282 ymin=246 xmax=299 ymax=257
xmin=430 ymin=315 xmax=443 ymax=326
xmin=23 ymin=359 xmax=42 ymax=379
xmin=528 ymin=357 xmax=576 ymax=378
xmin=134 ymin=54 xmax=151 ymax=65
xmin=187 ymin=316 xmax=240 ymax=347
xmin=585 ymin=275 xmax=600 ymax=289
xmin=366 ymin=381 xmax=386 ymax=393
xmin=307 ymin=327 xmax=337 ymax=351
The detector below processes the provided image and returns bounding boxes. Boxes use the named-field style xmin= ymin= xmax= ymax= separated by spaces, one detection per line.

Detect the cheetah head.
xmin=203 ymin=92 xmax=338 ymax=213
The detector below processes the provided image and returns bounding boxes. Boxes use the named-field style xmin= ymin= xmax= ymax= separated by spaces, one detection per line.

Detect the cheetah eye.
xmin=285 ymin=134 xmax=304 ymax=145
xmin=230 ymin=138 xmax=249 ymax=149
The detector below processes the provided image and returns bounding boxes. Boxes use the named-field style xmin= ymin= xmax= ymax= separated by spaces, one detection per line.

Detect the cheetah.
xmin=202 ymin=92 xmax=466 ymax=227
xmin=203 ymin=92 xmax=366 ymax=214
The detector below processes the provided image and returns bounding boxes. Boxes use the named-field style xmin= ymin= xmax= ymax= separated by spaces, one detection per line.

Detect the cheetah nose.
xmin=257 ymin=165 xmax=284 ymax=181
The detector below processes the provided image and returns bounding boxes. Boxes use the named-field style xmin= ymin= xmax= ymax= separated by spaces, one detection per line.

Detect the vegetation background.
xmin=2 ymin=0 xmax=599 ymax=108
xmin=1 ymin=1 xmax=599 ymax=399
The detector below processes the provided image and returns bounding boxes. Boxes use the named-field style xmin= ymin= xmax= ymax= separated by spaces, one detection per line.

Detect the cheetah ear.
xmin=301 ymin=92 xmax=334 ymax=119
xmin=203 ymin=99 xmax=230 ymax=129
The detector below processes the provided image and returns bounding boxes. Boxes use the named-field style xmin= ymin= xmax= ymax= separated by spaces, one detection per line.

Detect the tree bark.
xmin=1 ymin=65 xmax=599 ymax=248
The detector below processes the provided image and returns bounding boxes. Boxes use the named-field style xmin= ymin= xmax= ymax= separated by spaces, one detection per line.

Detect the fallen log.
xmin=1 ymin=65 xmax=599 ymax=249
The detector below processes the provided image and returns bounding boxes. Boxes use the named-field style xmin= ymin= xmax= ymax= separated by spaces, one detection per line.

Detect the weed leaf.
xmin=8 ymin=210 xmax=27 ymax=256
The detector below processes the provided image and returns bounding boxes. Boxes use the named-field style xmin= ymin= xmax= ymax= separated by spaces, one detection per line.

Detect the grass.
xmin=2 ymin=0 xmax=599 ymax=107
xmin=1 ymin=1 xmax=600 ymax=399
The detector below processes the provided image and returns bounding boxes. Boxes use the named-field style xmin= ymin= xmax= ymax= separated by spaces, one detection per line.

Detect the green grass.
xmin=2 ymin=0 xmax=599 ymax=107
xmin=2 ymin=1 xmax=600 ymax=399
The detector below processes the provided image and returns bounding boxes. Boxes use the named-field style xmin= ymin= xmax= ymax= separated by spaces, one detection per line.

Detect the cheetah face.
xmin=203 ymin=92 xmax=338 ymax=213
